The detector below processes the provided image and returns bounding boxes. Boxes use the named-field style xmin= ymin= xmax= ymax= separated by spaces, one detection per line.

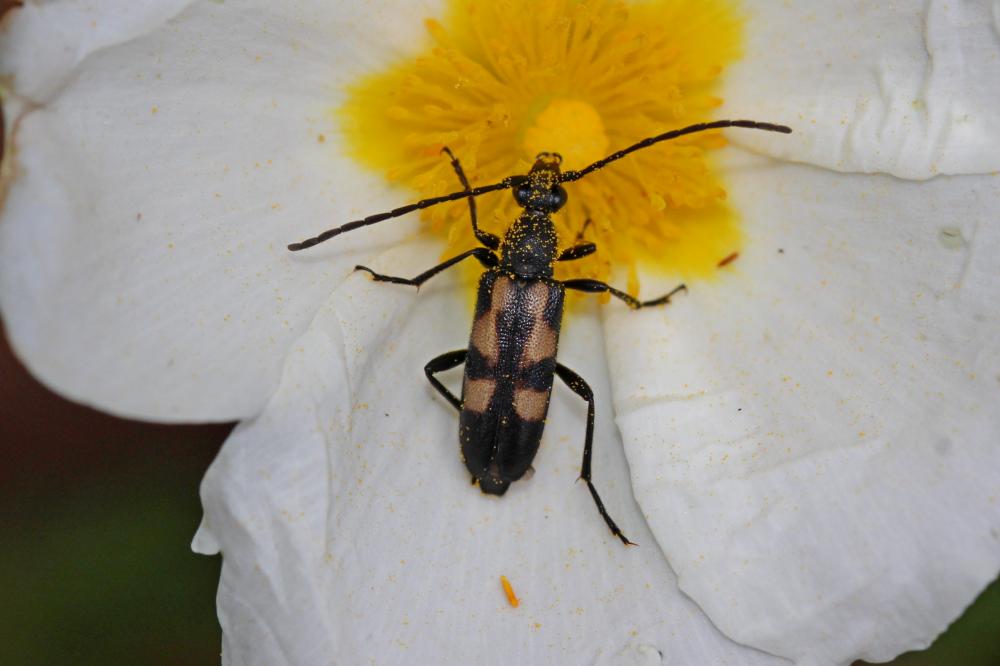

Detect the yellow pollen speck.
xmin=339 ymin=0 xmax=744 ymax=293
xmin=500 ymin=575 xmax=520 ymax=607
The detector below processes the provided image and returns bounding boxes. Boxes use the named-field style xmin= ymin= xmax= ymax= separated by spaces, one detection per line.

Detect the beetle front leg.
xmin=425 ymin=350 xmax=467 ymax=411
xmin=441 ymin=147 xmax=500 ymax=251
xmin=562 ymin=279 xmax=686 ymax=309
xmin=555 ymin=363 xmax=635 ymax=546
xmin=356 ymin=247 xmax=498 ymax=287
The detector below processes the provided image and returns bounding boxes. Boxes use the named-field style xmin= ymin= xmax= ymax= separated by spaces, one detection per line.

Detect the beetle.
xmin=289 ymin=119 xmax=792 ymax=544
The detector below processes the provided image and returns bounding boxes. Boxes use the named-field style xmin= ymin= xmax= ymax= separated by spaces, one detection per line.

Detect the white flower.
xmin=2 ymin=1 xmax=999 ymax=664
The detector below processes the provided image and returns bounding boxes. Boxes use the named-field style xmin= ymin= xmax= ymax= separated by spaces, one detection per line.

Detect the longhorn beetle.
xmin=289 ymin=119 xmax=792 ymax=544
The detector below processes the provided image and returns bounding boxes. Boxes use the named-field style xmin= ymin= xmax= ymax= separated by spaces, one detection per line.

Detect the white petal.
xmin=605 ymin=151 xmax=1000 ymax=664
xmin=723 ymin=0 xmax=1000 ymax=179
xmin=0 ymin=0 xmax=194 ymax=110
xmin=195 ymin=238 xmax=789 ymax=665
xmin=0 ymin=0 xmax=443 ymax=420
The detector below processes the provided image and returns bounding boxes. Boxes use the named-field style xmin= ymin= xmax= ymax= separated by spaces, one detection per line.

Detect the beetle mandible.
xmin=289 ymin=119 xmax=792 ymax=544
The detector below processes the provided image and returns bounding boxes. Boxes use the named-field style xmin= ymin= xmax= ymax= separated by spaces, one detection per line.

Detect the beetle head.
xmin=511 ymin=153 xmax=567 ymax=212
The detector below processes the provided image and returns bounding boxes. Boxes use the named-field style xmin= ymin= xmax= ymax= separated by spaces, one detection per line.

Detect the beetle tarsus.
xmin=586 ymin=480 xmax=637 ymax=546
xmin=355 ymin=264 xmax=416 ymax=286
xmin=637 ymin=283 xmax=687 ymax=308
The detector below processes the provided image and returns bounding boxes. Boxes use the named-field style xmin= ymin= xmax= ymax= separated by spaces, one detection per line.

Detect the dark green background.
xmin=1 ymin=328 xmax=228 ymax=665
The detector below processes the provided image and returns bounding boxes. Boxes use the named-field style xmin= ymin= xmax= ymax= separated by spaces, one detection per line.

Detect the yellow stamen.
xmin=523 ymin=99 xmax=609 ymax=170
xmin=340 ymin=0 xmax=744 ymax=294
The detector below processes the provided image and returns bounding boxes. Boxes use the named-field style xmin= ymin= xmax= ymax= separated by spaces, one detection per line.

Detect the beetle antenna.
xmin=560 ymin=119 xmax=792 ymax=183
xmin=288 ymin=178 xmax=516 ymax=251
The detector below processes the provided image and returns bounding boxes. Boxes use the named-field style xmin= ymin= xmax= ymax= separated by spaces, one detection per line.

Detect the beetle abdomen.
xmin=460 ymin=270 xmax=564 ymax=494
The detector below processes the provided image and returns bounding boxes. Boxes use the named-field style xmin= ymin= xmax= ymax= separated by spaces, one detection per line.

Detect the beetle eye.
xmin=513 ymin=184 xmax=533 ymax=207
xmin=549 ymin=185 xmax=567 ymax=211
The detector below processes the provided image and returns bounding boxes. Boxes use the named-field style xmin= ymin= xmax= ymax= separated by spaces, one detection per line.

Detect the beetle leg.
xmin=424 ymin=349 xmax=467 ymax=411
xmin=356 ymin=247 xmax=499 ymax=287
xmin=562 ymin=279 xmax=686 ymax=309
xmin=557 ymin=242 xmax=597 ymax=262
xmin=555 ymin=363 xmax=635 ymax=546
xmin=558 ymin=218 xmax=597 ymax=262
xmin=441 ymin=147 xmax=501 ymax=251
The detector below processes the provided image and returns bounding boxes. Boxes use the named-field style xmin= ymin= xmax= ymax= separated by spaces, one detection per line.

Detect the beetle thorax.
xmin=499 ymin=211 xmax=558 ymax=278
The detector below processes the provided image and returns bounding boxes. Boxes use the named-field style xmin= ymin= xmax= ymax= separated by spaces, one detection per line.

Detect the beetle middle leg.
xmin=555 ymin=363 xmax=635 ymax=546
xmin=356 ymin=247 xmax=499 ymax=287
xmin=557 ymin=218 xmax=596 ymax=262
xmin=425 ymin=349 xmax=467 ymax=411
xmin=562 ymin=279 xmax=686 ymax=309
xmin=557 ymin=242 xmax=596 ymax=262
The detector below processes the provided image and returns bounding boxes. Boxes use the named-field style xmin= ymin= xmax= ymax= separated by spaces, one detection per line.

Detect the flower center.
xmin=339 ymin=0 xmax=744 ymax=293
xmin=523 ymin=99 xmax=609 ymax=171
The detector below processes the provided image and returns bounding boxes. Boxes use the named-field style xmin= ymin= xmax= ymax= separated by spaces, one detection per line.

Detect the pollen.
xmin=500 ymin=575 xmax=520 ymax=608
xmin=341 ymin=0 xmax=744 ymax=293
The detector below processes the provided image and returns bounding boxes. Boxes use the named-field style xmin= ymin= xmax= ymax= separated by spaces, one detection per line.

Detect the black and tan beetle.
xmin=289 ymin=119 xmax=792 ymax=544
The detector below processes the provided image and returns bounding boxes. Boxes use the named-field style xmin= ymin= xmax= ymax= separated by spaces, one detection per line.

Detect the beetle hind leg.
xmin=555 ymin=363 xmax=636 ymax=546
xmin=425 ymin=349 xmax=467 ymax=411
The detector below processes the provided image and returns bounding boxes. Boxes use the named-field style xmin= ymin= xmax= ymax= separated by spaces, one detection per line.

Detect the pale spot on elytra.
xmin=514 ymin=388 xmax=549 ymax=421
xmin=520 ymin=282 xmax=557 ymax=365
xmin=463 ymin=379 xmax=495 ymax=413
xmin=470 ymin=277 xmax=513 ymax=366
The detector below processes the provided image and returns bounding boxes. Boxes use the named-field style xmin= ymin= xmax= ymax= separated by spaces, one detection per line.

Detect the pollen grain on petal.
xmin=500 ymin=575 xmax=520 ymax=608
